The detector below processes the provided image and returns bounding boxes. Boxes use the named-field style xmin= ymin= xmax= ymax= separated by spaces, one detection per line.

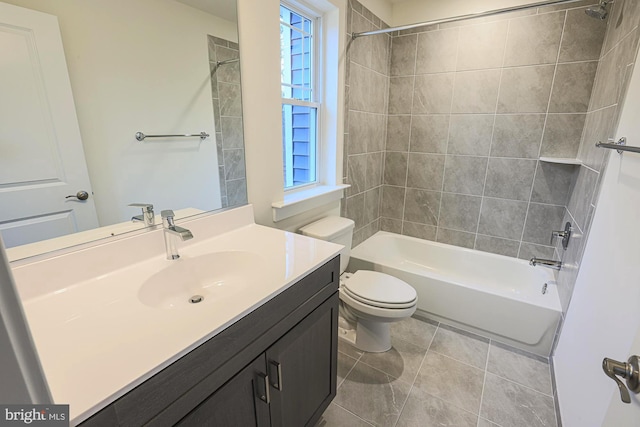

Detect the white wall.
xmin=236 ymin=0 xmax=283 ymax=227
xmin=553 ymin=41 xmax=640 ymax=426
xmin=4 ymin=0 xmax=237 ymax=226
xmin=238 ymin=0 xmax=345 ymax=231
xmin=358 ymin=0 xmax=393 ymax=24
xmin=360 ymin=0 xmax=566 ymax=27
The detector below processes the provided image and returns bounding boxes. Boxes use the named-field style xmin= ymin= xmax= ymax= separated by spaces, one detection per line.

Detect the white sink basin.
xmin=138 ymin=251 xmax=269 ymax=309
xmin=12 ymin=205 xmax=344 ymax=424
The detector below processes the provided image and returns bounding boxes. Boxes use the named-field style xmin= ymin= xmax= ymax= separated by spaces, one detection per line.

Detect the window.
xmin=280 ymin=2 xmax=320 ymax=189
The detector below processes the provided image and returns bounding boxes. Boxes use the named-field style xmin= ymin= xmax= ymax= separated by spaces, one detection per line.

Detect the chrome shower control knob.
xmin=550 ymin=222 xmax=572 ymax=250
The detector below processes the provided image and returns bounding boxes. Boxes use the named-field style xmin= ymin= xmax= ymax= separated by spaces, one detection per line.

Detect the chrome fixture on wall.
xmin=135 ymin=132 xmax=210 ymax=142
xmin=352 ymin=0 xmax=588 ymax=39
xmin=585 ymin=0 xmax=612 ymax=20
xmin=596 ymin=137 xmax=640 ymax=154
xmin=550 ymin=222 xmax=572 ymax=250
xmin=529 ymin=257 xmax=563 ymax=270
xmin=215 ymin=58 xmax=240 ymax=67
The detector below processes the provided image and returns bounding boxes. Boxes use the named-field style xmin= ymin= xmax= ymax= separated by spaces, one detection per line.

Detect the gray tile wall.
xmin=552 ymin=0 xmax=640 ymax=329
xmin=342 ymin=2 xmax=639 ymax=323
xmin=208 ymin=35 xmax=248 ymax=208
xmin=342 ymin=0 xmax=391 ymax=246
xmin=378 ymin=3 xmax=608 ymax=259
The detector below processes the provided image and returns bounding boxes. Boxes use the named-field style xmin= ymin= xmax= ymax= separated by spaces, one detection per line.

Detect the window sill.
xmin=271 ymin=184 xmax=349 ymax=222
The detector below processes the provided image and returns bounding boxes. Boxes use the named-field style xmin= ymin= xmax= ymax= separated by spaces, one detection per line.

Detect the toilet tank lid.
xmin=299 ymin=216 xmax=355 ymax=240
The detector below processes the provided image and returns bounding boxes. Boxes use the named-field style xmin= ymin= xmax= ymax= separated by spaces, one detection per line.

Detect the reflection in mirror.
xmin=207 ymin=35 xmax=247 ymax=208
xmin=0 ymin=0 xmax=247 ymax=261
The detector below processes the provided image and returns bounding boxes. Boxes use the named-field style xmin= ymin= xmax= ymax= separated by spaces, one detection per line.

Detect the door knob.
xmin=65 ymin=191 xmax=89 ymax=201
xmin=602 ymin=355 xmax=640 ymax=403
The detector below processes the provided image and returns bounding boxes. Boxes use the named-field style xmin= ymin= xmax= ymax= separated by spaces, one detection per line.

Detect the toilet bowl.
xmin=339 ymin=271 xmax=416 ymax=352
xmin=299 ymin=216 xmax=418 ymax=353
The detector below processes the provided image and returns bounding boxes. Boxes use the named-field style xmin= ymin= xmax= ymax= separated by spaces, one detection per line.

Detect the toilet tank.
xmin=299 ymin=216 xmax=354 ymax=274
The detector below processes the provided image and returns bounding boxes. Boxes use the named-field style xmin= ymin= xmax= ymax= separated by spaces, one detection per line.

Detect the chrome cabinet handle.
xmin=269 ymin=361 xmax=283 ymax=391
xmin=257 ymin=373 xmax=270 ymax=404
xmin=602 ymin=355 xmax=640 ymax=403
xmin=65 ymin=191 xmax=89 ymax=201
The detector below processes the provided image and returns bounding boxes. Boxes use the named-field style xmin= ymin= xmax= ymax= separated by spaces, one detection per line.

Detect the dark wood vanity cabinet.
xmin=266 ymin=295 xmax=336 ymax=427
xmin=177 ymin=355 xmax=270 ymax=426
xmin=179 ymin=295 xmax=336 ymax=427
xmin=80 ymin=256 xmax=339 ymax=427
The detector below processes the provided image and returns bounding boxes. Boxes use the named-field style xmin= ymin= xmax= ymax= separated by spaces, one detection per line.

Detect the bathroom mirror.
xmin=0 ymin=0 xmax=247 ymax=261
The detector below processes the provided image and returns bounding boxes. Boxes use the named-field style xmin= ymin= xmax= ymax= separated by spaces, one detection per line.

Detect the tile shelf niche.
xmin=539 ymin=157 xmax=582 ymax=165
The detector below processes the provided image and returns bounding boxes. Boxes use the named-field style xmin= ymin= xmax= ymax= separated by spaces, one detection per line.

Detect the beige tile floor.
xmin=316 ymin=316 xmax=558 ymax=427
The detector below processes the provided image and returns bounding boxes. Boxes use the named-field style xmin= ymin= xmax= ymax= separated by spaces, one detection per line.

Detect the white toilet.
xmin=300 ymin=216 xmax=417 ymax=352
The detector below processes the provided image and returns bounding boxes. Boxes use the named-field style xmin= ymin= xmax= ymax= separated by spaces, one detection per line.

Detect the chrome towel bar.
xmin=596 ymin=137 xmax=640 ymax=154
xmin=135 ymin=132 xmax=210 ymax=141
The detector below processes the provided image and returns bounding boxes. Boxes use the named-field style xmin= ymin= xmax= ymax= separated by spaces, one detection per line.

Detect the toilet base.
xmin=355 ymin=318 xmax=391 ymax=353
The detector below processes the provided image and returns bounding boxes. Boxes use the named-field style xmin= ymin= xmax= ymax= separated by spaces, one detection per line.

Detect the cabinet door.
xmin=176 ymin=355 xmax=271 ymax=427
xmin=267 ymin=294 xmax=338 ymax=427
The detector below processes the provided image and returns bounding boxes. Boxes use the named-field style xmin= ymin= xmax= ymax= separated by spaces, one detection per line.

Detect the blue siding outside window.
xmin=281 ymin=4 xmax=317 ymax=188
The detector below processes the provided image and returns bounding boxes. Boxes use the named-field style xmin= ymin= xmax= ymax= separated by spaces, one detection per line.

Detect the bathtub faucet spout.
xmin=529 ymin=257 xmax=562 ymax=270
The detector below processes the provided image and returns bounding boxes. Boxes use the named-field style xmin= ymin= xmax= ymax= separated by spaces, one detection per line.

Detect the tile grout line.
xmin=518 ymin=10 xmax=568 ymax=258
xmin=435 ymin=27 xmax=461 ymax=243
xmin=391 ymin=321 xmax=440 ymax=427
xmin=331 ymin=401 xmax=376 ymax=426
xmin=337 ymin=316 xmax=557 ymax=426
xmin=398 ymin=32 xmax=420 ymax=236
xmin=473 ymin=17 xmax=511 ymax=249
xmin=426 ymin=322 xmax=557 ymax=395
xmin=488 ymin=370 xmax=557 ymax=399
xmin=336 ymin=348 xmax=363 ymax=391
xmin=477 ymin=339 xmax=493 ymax=427
xmin=397 ymin=186 xmax=567 ymax=207
xmin=484 ymin=343 xmax=557 ymax=398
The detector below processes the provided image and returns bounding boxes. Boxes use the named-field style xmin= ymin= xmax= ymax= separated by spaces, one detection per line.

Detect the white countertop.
xmin=10 ymin=205 xmax=342 ymax=425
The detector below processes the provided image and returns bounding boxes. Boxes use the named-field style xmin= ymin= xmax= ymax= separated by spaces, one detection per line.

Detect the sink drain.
xmin=189 ymin=295 xmax=204 ymax=304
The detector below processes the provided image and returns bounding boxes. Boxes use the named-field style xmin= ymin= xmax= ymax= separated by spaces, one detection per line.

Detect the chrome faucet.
xmin=129 ymin=203 xmax=155 ymax=226
xmin=161 ymin=210 xmax=193 ymax=260
xmin=529 ymin=257 xmax=563 ymax=271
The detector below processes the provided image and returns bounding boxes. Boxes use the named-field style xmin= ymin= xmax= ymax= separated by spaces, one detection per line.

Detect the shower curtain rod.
xmin=352 ymin=0 xmax=586 ymax=39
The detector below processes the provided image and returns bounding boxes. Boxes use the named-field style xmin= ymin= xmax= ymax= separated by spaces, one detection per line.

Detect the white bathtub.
xmin=349 ymin=232 xmax=562 ymax=356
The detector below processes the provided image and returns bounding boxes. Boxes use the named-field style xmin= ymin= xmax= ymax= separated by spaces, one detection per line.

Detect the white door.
xmin=603 ymin=329 xmax=640 ymax=425
xmin=599 ymin=59 xmax=640 ymax=425
xmin=553 ymin=42 xmax=640 ymax=425
xmin=0 ymin=2 xmax=98 ymax=248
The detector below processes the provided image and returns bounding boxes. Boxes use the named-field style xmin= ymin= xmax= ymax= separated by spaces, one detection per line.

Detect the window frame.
xmin=280 ymin=0 xmax=323 ymax=191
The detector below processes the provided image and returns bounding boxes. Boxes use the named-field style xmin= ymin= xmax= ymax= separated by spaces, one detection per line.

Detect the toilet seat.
xmin=342 ymin=270 xmax=417 ymax=309
xmin=339 ymin=288 xmax=416 ymax=320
